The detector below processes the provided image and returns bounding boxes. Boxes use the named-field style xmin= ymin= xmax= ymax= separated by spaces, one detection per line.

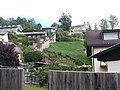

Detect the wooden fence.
xmin=49 ymin=70 xmax=120 ymax=90
xmin=0 ymin=68 xmax=24 ymax=90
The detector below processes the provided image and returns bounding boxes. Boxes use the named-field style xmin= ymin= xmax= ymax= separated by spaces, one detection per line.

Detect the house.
xmin=0 ymin=24 xmax=23 ymax=33
xmin=70 ymin=23 xmax=87 ymax=35
xmin=91 ymin=43 xmax=120 ymax=72
xmin=16 ymin=32 xmax=47 ymax=39
xmin=42 ymin=27 xmax=57 ymax=32
xmin=71 ymin=25 xmax=86 ymax=32
xmin=86 ymin=29 xmax=120 ymax=72
xmin=0 ymin=31 xmax=8 ymax=42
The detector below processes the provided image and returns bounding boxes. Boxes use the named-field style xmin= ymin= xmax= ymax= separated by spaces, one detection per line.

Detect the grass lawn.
xmin=48 ymin=41 xmax=91 ymax=64
xmin=25 ymin=86 xmax=47 ymax=90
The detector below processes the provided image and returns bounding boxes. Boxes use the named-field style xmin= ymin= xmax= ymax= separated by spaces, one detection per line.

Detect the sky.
xmin=0 ymin=0 xmax=120 ymax=28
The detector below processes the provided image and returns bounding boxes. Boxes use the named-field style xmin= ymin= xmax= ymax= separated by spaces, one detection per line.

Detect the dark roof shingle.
xmin=86 ymin=30 xmax=120 ymax=46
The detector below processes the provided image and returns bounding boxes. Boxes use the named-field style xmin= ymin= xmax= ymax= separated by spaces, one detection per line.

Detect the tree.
xmin=34 ymin=23 xmax=42 ymax=30
xmin=88 ymin=25 xmax=92 ymax=30
xmin=0 ymin=17 xmax=5 ymax=24
xmin=0 ymin=16 xmax=43 ymax=32
xmin=8 ymin=18 xmax=17 ymax=24
xmin=99 ymin=19 xmax=109 ymax=30
xmin=0 ymin=41 xmax=19 ymax=68
xmin=86 ymin=22 xmax=92 ymax=30
xmin=108 ymin=14 xmax=119 ymax=30
xmin=51 ymin=22 xmax=58 ymax=28
xmin=94 ymin=23 xmax=98 ymax=30
xmin=58 ymin=12 xmax=72 ymax=31
xmin=29 ymin=18 xmax=36 ymax=29
xmin=16 ymin=16 xmax=23 ymax=24
xmin=23 ymin=23 xmax=33 ymax=32
xmin=56 ymin=29 xmax=69 ymax=41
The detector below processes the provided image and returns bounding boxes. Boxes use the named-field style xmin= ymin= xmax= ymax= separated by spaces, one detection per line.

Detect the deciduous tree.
xmin=99 ymin=19 xmax=109 ymax=30
xmin=34 ymin=23 xmax=42 ymax=30
xmin=58 ymin=12 xmax=72 ymax=31
xmin=108 ymin=14 xmax=119 ymax=30
xmin=0 ymin=42 xmax=19 ymax=68
xmin=94 ymin=23 xmax=98 ymax=30
xmin=51 ymin=22 xmax=58 ymax=28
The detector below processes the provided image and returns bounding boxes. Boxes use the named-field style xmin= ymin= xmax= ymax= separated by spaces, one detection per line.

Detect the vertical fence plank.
xmin=0 ymin=68 xmax=24 ymax=90
xmin=49 ymin=70 xmax=120 ymax=90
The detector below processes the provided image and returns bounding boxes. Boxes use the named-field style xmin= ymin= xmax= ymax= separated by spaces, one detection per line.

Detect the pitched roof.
xmin=86 ymin=29 xmax=120 ymax=46
xmin=0 ymin=24 xmax=23 ymax=32
xmin=0 ymin=31 xmax=7 ymax=35
xmin=91 ymin=43 xmax=120 ymax=61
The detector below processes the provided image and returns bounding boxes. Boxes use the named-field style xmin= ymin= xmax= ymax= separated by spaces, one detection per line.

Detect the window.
xmin=12 ymin=25 xmax=15 ymax=27
xmin=8 ymin=25 xmax=11 ymax=27
xmin=28 ymin=36 xmax=31 ymax=38
xmin=3 ymin=25 xmax=7 ymax=27
xmin=104 ymin=32 xmax=118 ymax=40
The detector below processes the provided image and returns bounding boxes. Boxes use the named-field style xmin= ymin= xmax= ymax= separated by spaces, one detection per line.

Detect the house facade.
xmin=86 ymin=29 xmax=120 ymax=72
xmin=0 ymin=24 xmax=23 ymax=33
xmin=70 ymin=24 xmax=86 ymax=35
xmin=42 ymin=27 xmax=57 ymax=32
xmin=16 ymin=32 xmax=47 ymax=39
xmin=91 ymin=43 xmax=120 ymax=72
xmin=71 ymin=25 xmax=86 ymax=32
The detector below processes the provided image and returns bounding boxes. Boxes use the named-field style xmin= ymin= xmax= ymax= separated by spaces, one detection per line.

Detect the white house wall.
xmin=93 ymin=58 xmax=107 ymax=72
xmin=93 ymin=47 xmax=108 ymax=54
xmin=107 ymin=60 xmax=120 ymax=72
xmin=0 ymin=28 xmax=20 ymax=33
xmin=4 ymin=32 xmax=8 ymax=42
xmin=93 ymin=47 xmax=108 ymax=72
xmin=0 ymin=33 xmax=8 ymax=42
xmin=3 ymin=32 xmax=8 ymax=42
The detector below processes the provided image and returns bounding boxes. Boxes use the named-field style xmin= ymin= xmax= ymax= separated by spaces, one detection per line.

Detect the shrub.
xmin=8 ymin=32 xmax=18 ymax=42
xmin=8 ymin=32 xmax=26 ymax=43
xmin=47 ymin=31 xmax=53 ymax=37
xmin=38 ymin=63 xmax=62 ymax=86
xmin=56 ymin=29 xmax=69 ymax=41
xmin=38 ymin=60 xmax=91 ymax=86
xmin=23 ymin=47 xmax=43 ymax=62
xmin=56 ymin=29 xmax=84 ymax=41
xmin=0 ymin=41 xmax=19 ymax=68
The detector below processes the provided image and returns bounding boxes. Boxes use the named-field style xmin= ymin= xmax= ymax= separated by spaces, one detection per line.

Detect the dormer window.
xmin=103 ymin=32 xmax=118 ymax=40
xmin=8 ymin=25 xmax=11 ymax=27
xmin=3 ymin=25 xmax=7 ymax=27
xmin=12 ymin=25 xmax=15 ymax=27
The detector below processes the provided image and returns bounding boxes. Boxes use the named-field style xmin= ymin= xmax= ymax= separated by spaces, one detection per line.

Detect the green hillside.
xmin=48 ymin=41 xmax=91 ymax=64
